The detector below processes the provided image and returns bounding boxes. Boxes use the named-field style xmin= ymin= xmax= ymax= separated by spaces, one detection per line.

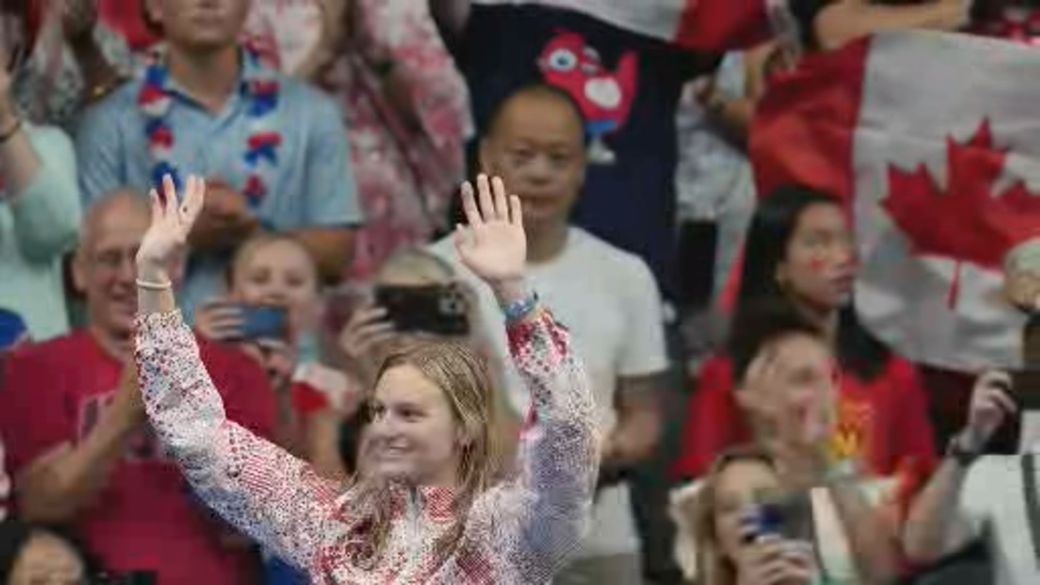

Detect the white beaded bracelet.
xmin=135 ymin=278 xmax=173 ymax=291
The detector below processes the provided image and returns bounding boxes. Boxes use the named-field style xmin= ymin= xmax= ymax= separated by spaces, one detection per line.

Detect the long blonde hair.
xmin=693 ymin=445 xmax=777 ymax=585
xmin=345 ymin=339 xmax=500 ymax=568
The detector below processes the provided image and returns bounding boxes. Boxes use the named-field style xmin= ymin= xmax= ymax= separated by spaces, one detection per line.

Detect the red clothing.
xmin=0 ymin=330 xmax=275 ymax=584
xmin=673 ymin=354 xmax=937 ymax=480
xmin=291 ymin=381 xmax=329 ymax=417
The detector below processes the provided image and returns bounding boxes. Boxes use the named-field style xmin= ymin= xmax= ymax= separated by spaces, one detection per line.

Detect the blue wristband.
xmin=503 ymin=291 xmax=539 ymax=322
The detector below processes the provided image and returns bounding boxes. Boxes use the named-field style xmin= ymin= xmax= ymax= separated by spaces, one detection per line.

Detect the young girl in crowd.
xmin=674 ymin=186 xmax=936 ymax=483
xmin=676 ymin=446 xmax=819 ymax=585
xmin=132 ymin=174 xmax=598 ymax=583
xmin=194 ymin=233 xmax=354 ymax=474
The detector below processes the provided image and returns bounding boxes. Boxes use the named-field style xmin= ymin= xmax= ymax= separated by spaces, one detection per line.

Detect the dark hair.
xmin=482 ymin=82 xmax=587 ymax=143
xmin=729 ymin=300 xmax=825 ymax=384
xmin=0 ymin=518 xmax=100 ymax=582
xmin=737 ymin=185 xmax=890 ymax=381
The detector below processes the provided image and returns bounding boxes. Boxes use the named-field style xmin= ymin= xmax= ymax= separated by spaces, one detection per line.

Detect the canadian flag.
xmin=471 ymin=0 xmax=774 ymax=50
xmin=752 ymin=31 xmax=1040 ymax=371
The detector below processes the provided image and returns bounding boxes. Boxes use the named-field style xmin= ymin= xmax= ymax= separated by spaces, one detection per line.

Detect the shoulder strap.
xmin=1021 ymin=453 xmax=1040 ymax=568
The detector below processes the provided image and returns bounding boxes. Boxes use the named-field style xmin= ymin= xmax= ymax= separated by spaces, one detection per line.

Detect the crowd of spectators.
xmin=0 ymin=0 xmax=1038 ymax=584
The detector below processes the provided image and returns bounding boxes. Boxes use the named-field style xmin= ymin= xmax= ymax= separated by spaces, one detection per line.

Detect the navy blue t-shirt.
xmin=451 ymin=4 xmax=709 ymax=298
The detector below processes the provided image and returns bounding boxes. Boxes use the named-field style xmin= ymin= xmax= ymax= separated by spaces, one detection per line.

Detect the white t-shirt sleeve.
xmin=618 ymin=256 xmax=669 ymax=377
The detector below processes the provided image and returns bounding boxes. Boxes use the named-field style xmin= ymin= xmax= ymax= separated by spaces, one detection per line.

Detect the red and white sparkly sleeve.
xmin=487 ymin=307 xmax=600 ymax=581
xmin=135 ymin=311 xmax=341 ymax=574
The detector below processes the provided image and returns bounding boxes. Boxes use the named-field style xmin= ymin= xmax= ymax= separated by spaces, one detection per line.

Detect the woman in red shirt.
xmin=674 ymin=186 xmax=936 ymax=483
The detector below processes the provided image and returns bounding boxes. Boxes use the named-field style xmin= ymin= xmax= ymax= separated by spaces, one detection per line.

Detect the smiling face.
xmin=736 ymin=332 xmax=839 ymax=446
xmin=230 ymin=237 xmax=320 ymax=338
xmin=365 ymin=363 xmax=462 ymax=486
xmin=74 ymin=193 xmax=186 ymax=341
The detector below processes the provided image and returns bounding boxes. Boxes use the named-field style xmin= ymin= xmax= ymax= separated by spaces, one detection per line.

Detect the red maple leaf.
xmin=883 ymin=120 xmax=1040 ymax=308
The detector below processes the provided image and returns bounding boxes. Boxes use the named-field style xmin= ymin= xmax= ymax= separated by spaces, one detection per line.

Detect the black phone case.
xmin=376 ymin=285 xmax=470 ymax=336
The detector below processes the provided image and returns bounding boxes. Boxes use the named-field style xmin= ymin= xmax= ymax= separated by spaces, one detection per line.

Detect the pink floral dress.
xmin=134 ymin=306 xmax=598 ymax=584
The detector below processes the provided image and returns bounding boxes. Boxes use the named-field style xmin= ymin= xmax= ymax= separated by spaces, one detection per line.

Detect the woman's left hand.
xmin=454 ymin=175 xmax=526 ymax=292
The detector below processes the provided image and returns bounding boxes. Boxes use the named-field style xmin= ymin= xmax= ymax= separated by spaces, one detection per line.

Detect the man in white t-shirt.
xmin=431 ymin=83 xmax=667 ymax=584
xmin=905 ymin=371 xmax=1038 ymax=585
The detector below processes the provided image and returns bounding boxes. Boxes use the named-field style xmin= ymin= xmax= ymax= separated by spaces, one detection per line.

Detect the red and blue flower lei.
xmin=137 ymin=45 xmax=282 ymax=208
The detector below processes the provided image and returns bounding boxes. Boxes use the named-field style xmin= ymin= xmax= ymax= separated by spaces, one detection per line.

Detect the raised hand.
xmin=453 ymin=175 xmax=526 ymax=289
xmin=338 ymin=304 xmax=396 ymax=389
xmin=741 ymin=347 xmax=838 ymax=486
xmin=136 ymin=174 xmax=205 ymax=275
xmin=962 ymin=370 xmax=1016 ymax=451
xmin=736 ymin=535 xmax=818 ymax=585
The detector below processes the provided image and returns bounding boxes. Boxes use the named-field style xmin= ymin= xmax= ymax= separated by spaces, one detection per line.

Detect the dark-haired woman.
xmin=674 ymin=186 xmax=936 ymax=484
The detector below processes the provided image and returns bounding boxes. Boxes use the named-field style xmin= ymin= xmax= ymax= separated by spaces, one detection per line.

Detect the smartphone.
xmin=375 ymin=284 xmax=470 ymax=336
xmin=231 ymin=305 xmax=289 ymax=342
xmin=750 ymin=488 xmax=814 ymax=542
xmin=1011 ymin=371 xmax=1040 ymax=411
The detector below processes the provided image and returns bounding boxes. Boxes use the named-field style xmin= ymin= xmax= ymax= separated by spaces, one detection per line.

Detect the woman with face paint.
xmin=675 ymin=185 xmax=937 ymax=487
xmin=131 ymin=173 xmax=598 ymax=584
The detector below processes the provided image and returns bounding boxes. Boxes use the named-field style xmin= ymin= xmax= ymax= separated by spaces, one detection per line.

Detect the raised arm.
xmin=904 ymin=371 xmax=1015 ymax=564
xmin=133 ymin=175 xmax=344 ymax=573
xmin=452 ymin=175 xmax=599 ymax=580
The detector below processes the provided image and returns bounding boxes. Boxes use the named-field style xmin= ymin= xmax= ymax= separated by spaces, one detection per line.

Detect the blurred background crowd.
xmin=0 ymin=0 xmax=1039 ymax=583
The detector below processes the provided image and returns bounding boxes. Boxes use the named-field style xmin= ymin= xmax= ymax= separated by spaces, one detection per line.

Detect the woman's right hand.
xmin=338 ymin=304 xmax=396 ymax=388
xmin=736 ymin=536 xmax=818 ymax=585
xmin=136 ymin=175 xmax=205 ymax=281
xmin=195 ymin=300 xmax=244 ymax=341
xmin=960 ymin=370 xmax=1016 ymax=451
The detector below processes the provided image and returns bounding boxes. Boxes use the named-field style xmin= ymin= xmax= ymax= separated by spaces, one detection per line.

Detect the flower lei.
xmin=136 ymin=44 xmax=282 ymax=207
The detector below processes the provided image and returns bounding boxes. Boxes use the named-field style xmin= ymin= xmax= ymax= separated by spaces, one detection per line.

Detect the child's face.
xmin=232 ymin=239 xmax=320 ymax=335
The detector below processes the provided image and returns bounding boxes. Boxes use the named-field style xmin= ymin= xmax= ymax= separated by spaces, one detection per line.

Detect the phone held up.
xmin=1009 ymin=313 xmax=1040 ymax=411
xmin=224 ymin=304 xmax=289 ymax=343
xmin=375 ymin=284 xmax=470 ymax=337
xmin=745 ymin=488 xmax=815 ymax=544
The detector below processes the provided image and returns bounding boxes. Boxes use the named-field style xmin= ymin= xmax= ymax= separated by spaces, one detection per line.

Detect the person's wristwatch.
xmin=946 ymin=431 xmax=983 ymax=467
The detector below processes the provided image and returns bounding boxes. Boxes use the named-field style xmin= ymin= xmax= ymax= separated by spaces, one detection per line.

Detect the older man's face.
xmin=75 ymin=198 xmax=184 ymax=338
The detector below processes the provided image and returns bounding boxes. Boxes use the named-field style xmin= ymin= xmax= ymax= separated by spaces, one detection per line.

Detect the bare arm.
xmin=291 ymin=226 xmax=355 ymax=285
xmin=603 ymin=373 xmax=664 ymax=472
xmin=902 ymin=456 xmax=975 ymax=564
xmin=904 ymin=371 xmax=1015 ymax=564
xmin=17 ymin=367 xmax=143 ymax=523
xmin=825 ymin=474 xmax=901 ymax=584
xmin=814 ymin=0 xmax=968 ymax=51
xmin=305 ymin=409 xmax=349 ymax=481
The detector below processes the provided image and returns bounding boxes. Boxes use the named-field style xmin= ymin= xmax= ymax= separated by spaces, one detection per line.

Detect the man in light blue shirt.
xmin=75 ymin=0 xmax=362 ymax=320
